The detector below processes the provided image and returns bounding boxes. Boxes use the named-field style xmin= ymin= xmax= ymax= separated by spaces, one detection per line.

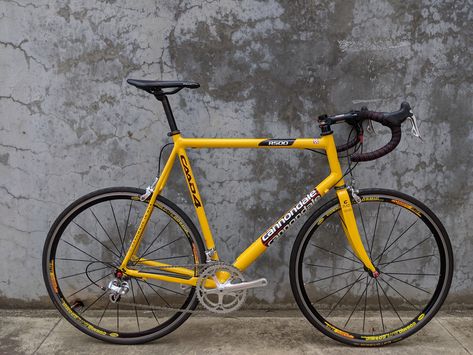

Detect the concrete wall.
xmin=0 ymin=0 xmax=471 ymax=307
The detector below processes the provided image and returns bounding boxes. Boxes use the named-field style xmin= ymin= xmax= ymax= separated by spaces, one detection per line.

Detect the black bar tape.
xmin=351 ymin=125 xmax=401 ymax=162
xmin=350 ymin=109 xmax=402 ymax=162
xmin=334 ymin=102 xmax=411 ymax=161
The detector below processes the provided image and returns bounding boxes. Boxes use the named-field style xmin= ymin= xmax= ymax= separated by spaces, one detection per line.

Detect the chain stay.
xmin=111 ymin=261 xmax=227 ymax=315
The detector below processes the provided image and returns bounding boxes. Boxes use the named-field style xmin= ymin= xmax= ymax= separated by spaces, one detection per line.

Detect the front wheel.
xmin=290 ymin=189 xmax=453 ymax=346
xmin=42 ymin=187 xmax=206 ymax=344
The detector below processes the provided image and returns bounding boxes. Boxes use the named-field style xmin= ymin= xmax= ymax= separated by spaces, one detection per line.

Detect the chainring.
xmin=196 ymin=263 xmax=247 ymax=314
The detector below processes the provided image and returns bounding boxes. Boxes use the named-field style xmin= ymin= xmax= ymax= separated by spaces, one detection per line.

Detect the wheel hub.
xmin=364 ymin=265 xmax=381 ymax=278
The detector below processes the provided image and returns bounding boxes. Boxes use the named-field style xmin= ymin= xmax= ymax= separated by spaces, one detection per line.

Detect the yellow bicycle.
xmin=42 ymin=79 xmax=453 ymax=346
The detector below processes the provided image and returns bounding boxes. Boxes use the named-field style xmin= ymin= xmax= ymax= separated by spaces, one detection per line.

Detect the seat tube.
xmin=176 ymin=147 xmax=219 ymax=260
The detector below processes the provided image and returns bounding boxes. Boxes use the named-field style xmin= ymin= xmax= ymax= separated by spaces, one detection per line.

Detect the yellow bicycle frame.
xmin=119 ymin=133 xmax=377 ymax=286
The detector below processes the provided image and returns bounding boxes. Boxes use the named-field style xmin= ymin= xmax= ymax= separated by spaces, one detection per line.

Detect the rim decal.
xmin=49 ymin=260 xmax=59 ymax=293
xmin=360 ymin=321 xmax=417 ymax=341
xmin=391 ymin=199 xmax=422 ymax=217
xmin=325 ymin=322 xmax=355 ymax=339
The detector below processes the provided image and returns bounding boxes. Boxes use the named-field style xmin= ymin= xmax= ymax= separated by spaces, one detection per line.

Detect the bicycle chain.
xmin=113 ymin=300 xmax=207 ymax=314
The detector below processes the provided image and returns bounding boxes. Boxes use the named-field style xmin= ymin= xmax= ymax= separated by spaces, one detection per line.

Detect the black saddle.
xmin=127 ymin=79 xmax=200 ymax=95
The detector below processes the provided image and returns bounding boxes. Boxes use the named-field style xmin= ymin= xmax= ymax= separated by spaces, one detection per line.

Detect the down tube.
xmin=233 ymin=187 xmax=323 ymax=271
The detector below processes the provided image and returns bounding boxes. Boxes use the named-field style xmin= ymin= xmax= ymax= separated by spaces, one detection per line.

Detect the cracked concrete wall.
xmin=0 ymin=0 xmax=472 ymax=307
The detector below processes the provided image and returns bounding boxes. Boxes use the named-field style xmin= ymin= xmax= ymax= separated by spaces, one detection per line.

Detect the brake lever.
xmin=407 ymin=111 xmax=422 ymax=140
xmin=366 ymin=120 xmax=377 ymax=135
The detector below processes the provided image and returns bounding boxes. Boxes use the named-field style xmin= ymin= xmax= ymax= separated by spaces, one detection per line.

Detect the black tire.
xmin=42 ymin=187 xmax=206 ymax=344
xmin=290 ymin=189 xmax=453 ymax=346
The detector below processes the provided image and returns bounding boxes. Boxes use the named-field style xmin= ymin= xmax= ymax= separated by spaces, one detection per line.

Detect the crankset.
xmin=196 ymin=263 xmax=267 ymax=314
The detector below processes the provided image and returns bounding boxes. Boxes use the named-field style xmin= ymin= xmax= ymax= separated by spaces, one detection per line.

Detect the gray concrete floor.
xmin=0 ymin=310 xmax=472 ymax=355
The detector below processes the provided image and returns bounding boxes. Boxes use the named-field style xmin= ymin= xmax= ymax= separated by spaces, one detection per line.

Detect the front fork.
xmin=335 ymin=188 xmax=378 ymax=276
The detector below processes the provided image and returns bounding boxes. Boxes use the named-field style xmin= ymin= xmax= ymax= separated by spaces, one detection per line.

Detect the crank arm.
xmin=205 ymin=278 xmax=268 ymax=294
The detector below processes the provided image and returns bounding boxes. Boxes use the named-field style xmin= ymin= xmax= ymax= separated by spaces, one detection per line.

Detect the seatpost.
xmin=154 ymin=92 xmax=179 ymax=135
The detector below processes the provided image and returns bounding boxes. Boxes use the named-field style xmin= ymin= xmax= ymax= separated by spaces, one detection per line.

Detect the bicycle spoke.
xmin=55 ymin=257 xmax=114 ymax=263
xmin=81 ymin=290 xmax=109 ymax=315
xmin=143 ymin=281 xmax=186 ymax=296
xmin=343 ymin=246 xmax=359 ymax=261
xmin=326 ymin=273 xmax=365 ymax=317
xmin=363 ymin=277 xmax=369 ymax=332
xmin=305 ymin=267 xmax=363 ymax=284
xmin=122 ymin=200 xmax=133 ymax=257
xmin=136 ymin=221 xmax=171 ymax=261
xmin=90 ymin=208 xmax=121 ymax=257
xmin=305 ymin=263 xmax=361 ymax=272
xmin=375 ymin=279 xmax=385 ymax=332
xmin=379 ymin=254 xmax=436 ymax=266
xmin=376 ymin=279 xmax=404 ymax=325
xmin=377 ymin=207 xmax=402 ymax=265
xmin=67 ymin=272 xmax=113 ymax=299
xmin=58 ymin=265 xmax=110 ymax=280
xmin=116 ymin=302 xmax=119 ymax=332
xmin=315 ymin=276 xmax=368 ymax=303
xmin=369 ymin=203 xmax=381 ymax=257
xmin=381 ymin=235 xmax=432 ymax=268
xmin=378 ymin=277 xmax=420 ymax=312
xmin=373 ymin=220 xmax=418 ymax=263
xmin=72 ymin=222 xmax=120 ymax=259
xmin=135 ymin=279 xmax=160 ymax=324
xmin=98 ymin=299 xmax=111 ymax=326
xmin=345 ymin=277 xmax=372 ymax=328
xmin=383 ymin=273 xmax=431 ymax=294
xmin=383 ymin=272 xmax=438 ymax=276
xmin=310 ymin=243 xmax=361 ymax=264
xmin=140 ymin=279 xmax=172 ymax=308
xmin=109 ymin=201 xmax=124 ymax=257
xmin=140 ymin=237 xmax=181 ymax=260
xmin=129 ymin=279 xmax=140 ymax=332
xmin=61 ymin=240 xmax=117 ymax=269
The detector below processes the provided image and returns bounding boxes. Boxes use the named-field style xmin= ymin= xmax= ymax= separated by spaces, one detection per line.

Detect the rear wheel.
xmin=42 ymin=187 xmax=205 ymax=344
xmin=290 ymin=189 xmax=453 ymax=346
